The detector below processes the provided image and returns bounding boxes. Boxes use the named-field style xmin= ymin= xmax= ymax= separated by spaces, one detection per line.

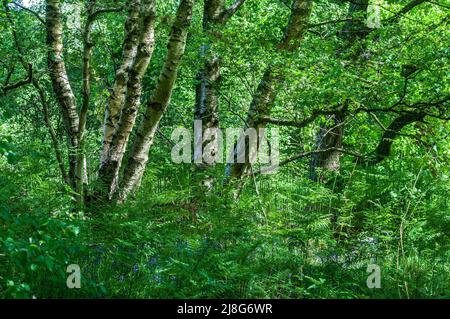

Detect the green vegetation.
xmin=0 ymin=0 xmax=449 ymax=299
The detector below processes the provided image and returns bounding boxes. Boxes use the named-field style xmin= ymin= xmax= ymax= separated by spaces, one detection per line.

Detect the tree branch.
xmin=1 ymin=62 xmax=32 ymax=95
xmin=218 ymin=0 xmax=246 ymax=23
xmin=252 ymin=147 xmax=363 ymax=177
xmin=90 ymin=6 xmax=124 ymax=20
xmin=366 ymin=111 xmax=426 ymax=165
xmin=1 ymin=0 xmax=33 ymax=96
xmin=387 ymin=0 xmax=427 ymax=23
xmin=308 ymin=18 xmax=354 ymax=28
xmin=33 ymin=79 xmax=71 ymax=186
xmin=11 ymin=1 xmax=45 ymax=24
xmin=259 ymin=107 xmax=346 ymax=128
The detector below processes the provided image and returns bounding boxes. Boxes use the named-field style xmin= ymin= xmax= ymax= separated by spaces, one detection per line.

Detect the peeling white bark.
xmin=98 ymin=0 xmax=157 ymax=199
xmin=119 ymin=0 xmax=195 ymax=201
xmin=100 ymin=0 xmax=142 ymax=168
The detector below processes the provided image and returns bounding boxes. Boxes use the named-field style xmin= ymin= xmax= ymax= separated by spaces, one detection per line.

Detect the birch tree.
xmin=97 ymin=0 xmax=157 ymax=200
xmin=118 ymin=0 xmax=196 ymax=201
xmin=227 ymin=0 xmax=314 ymax=182
xmin=193 ymin=0 xmax=246 ymax=191
xmin=46 ymin=0 xmax=80 ymax=190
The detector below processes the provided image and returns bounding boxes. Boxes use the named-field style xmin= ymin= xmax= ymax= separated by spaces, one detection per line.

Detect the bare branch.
xmin=387 ymin=0 xmax=427 ymax=23
xmin=367 ymin=111 xmax=426 ymax=165
xmin=252 ymin=147 xmax=363 ymax=177
xmin=11 ymin=1 xmax=45 ymax=24
xmin=309 ymin=18 xmax=354 ymax=28
xmin=259 ymin=105 xmax=348 ymax=128
xmin=90 ymin=6 xmax=124 ymax=20
xmin=0 ymin=62 xmax=32 ymax=95
xmin=219 ymin=0 xmax=246 ymax=23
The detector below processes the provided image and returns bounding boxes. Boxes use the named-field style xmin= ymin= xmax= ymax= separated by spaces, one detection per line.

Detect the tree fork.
xmin=118 ymin=0 xmax=196 ymax=202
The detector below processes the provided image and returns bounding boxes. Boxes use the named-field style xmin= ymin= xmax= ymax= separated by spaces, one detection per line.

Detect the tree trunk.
xmin=309 ymin=112 xmax=345 ymax=181
xmin=97 ymin=0 xmax=157 ymax=199
xmin=46 ymin=0 xmax=80 ymax=190
xmin=193 ymin=56 xmax=221 ymax=190
xmin=192 ymin=0 xmax=246 ymax=192
xmin=227 ymin=0 xmax=313 ymax=182
xmin=118 ymin=0 xmax=195 ymax=202
xmin=76 ymin=0 xmax=96 ymax=205
xmin=33 ymin=79 xmax=70 ymax=186
xmin=309 ymin=0 xmax=369 ymax=181
xmin=100 ymin=0 xmax=142 ymax=169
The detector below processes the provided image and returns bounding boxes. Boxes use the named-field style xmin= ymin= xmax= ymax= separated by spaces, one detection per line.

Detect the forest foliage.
xmin=0 ymin=0 xmax=449 ymax=298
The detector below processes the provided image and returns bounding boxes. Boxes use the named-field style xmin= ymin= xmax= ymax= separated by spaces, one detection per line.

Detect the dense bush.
xmin=1 ymin=152 xmax=448 ymax=298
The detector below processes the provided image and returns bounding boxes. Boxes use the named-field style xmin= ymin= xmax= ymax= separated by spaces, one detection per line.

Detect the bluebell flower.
xmin=176 ymin=241 xmax=184 ymax=250
xmin=133 ymin=264 xmax=139 ymax=272
xmin=152 ymin=274 xmax=162 ymax=283
xmin=93 ymin=257 xmax=101 ymax=266
xmin=148 ymin=257 xmax=158 ymax=266
xmin=94 ymin=246 xmax=105 ymax=254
